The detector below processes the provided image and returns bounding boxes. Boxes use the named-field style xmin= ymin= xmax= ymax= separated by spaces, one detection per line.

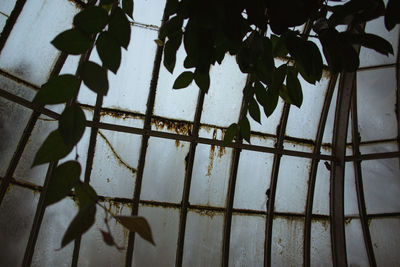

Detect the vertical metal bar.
xmin=125 ymin=8 xmax=169 ymax=267
xmin=350 ymin=78 xmax=377 ymax=267
xmin=304 ymin=73 xmax=338 ymax=267
xmin=175 ymin=90 xmax=205 ymax=267
xmin=264 ymin=103 xmax=290 ymax=267
xmin=330 ymin=71 xmax=354 ymax=267
xmin=396 ymin=30 xmax=400 ymax=168
xmin=0 ymin=52 xmax=68 ymax=205
xmin=0 ymin=0 xmax=27 ymax=55
xmin=221 ymin=76 xmax=252 ymax=267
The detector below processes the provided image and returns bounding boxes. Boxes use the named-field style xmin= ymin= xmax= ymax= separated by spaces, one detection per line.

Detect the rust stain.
xmin=206 ymin=128 xmax=218 ymax=176
xmin=151 ymin=117 xmax=192 ymax=136
xmin=98 ymin=131 xmax=137 ymax=175
xmin=175 ymin=140 xmax=180 ymax=147
xmin=193 ymin=209 xmax=217 ymax=218
xmin=99 ymin=109 xmax=143 ymax=121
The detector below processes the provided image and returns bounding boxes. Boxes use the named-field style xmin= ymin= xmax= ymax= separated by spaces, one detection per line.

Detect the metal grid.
xmin=0 ymin=0 xmax=399 ymax=266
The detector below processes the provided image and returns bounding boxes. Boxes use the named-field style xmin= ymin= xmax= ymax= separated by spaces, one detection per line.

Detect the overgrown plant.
xmin=31 ymin=0 xmax=399 ymax=251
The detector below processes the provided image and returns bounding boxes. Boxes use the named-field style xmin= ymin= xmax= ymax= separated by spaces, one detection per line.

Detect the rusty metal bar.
xmin=0 ymin=0 xmax=27 ymax=55
xmin=350 ymin=78 xmax=377 ymax=266
xmin=396 ymin=30 xmax=400 ymax=168
xmin=304 ymin=74 xmax=338 ymax=266
xmin=175 ymin=90 xmax=206 ymax=266
xmin=124 ymin=7 xmax=169 ymax=267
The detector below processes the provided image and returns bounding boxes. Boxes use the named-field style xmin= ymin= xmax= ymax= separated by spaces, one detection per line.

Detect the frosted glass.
xmin=103 ymin=27 xmax=158 ymax=114
xmin=283 ymin=141 xmax=313 ymax=153
xmin=0 ymin=84 xmax=33 ymax=177
xmin=248 ymin=97 xmax=284 ymax=136
xmin=183 ymin=211 xmax=224 ymax=267
xmin=229 ymin=215 xmax=265 ymax=267
xmin=133 ymin=206 xmax=179 ymax=267
xmin=90 ymin=123 xmax=142 ymax=198
xmin=0 ymin=0 xmax=16 ymax=15
xmin=133 ymin=0 xmax=166 ymax=27
xmin=78 ymin=202 xmax=130 ymax=267
xmin=275 ymin=157 xmax=311 ymax=214
xmin=369 ymin=218 xmax=400 ymax=266
xmin=344 ymin=163 xmax=360 ymax=216
xmin=0 ymin=186 xmax=39 ymax=267
xmin=359 ymin=20 xmax=399 ymax=67
xmin=0 ymin=14 xmax=6 ymax=31
xmin=234 ymin=137 xmax=274 ymax=211
xmin=189 ymin=143 xmax=232 ymax=207
xmin=357 ymin=68 xmax=397 ymax=141
xmin=312 ymin=153 xmax=331 ymax=216
xmin=0 ymin=0 xmax=79 ymax=86
xmin=345 ymin=219 xmax=369 ymax=267
xmin=141 ymin=137 xmax=189 ymax=203
xmin=200 ymin=55 xmax=247 ymax=127
xmin=154 ymin=45 xmax=199 ymax=121
xmin=32 ymin=198 xmax=76 ymax=267
xmin=271 ymin=216 xmax=304 ymax=266
xmin=362 ymin=158 xmax=400 ymax=214
xmin=311 ymin=219 xmax=333 ymax=267
xmin=322 ymin=81 xmax=338 ymax=144
xmin=286 ymin=74 xmax=329 ymax=140
xmin=359 ymin=141 xmax=398 ymax=155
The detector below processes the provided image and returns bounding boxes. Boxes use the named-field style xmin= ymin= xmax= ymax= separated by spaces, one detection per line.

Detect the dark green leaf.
xmin=385 ymin=0 xmax=400 ymax=31
xmin=263 ymin=86 xmax=279 ymax=117
xmin=59 ymin=105 xmax=86 ymax=147
xmin=173 ymin=71 xmax=194 ymax=89
xmin=194 ymin=70 xmax=210 ymax=92
xmin=51 ymin=29 xmax=92 ymax=55
xmin=116 ymin=216 xmax=155 ymax=245
xmin=109 ymin=7 xmax=131 ymax=49
xmin=183 ymin=56 xmax=195 ymax=69
xmin=73 ymin=6 xmax=108 ymax=34
xmin=165 ymin=0 xmax=179 ymax=17
xmin=249 ymin=97 xmax=261 ymax=124
xmin=61 ymin=204 xmax=96 ymax=247
xmin=160 ymin=15 xmax=183 ymax=39
xmin=96 ymin=31 xmax=121 ymax=73
xmin=272 ymin=64 xmax=287 ymax=92
xmin=163 ymin=40 xmax=177 ymax=73
xmin=271 ymin=34 xmax=288 ymax=58
xmin=45 ymin=161 xmax=81 ymax=206
xmin=254 ymin=82 xmax=267 ymax=107
xmin=223 ymin=123 xmax=238 ymax=145
xmin=32 ymin=130 xmax=73 ymax=167
xmin=100 ymin=0 xmax=114 ymax=5
xmin=75 ymin=182 xmax=98 ymax=210
xmin=239 ymin=117 xmax=251 ymax=143
xmin=279 ymin=84 xmax=292 ymax=104
xmin=82 ymin=61 xmax=109 ymax=95
xmin=122 ymin=0 xmax=134 ymax=19
xmin=361 ymin=33 xmax=394 ymax=56
xmin=33 ymin=74 xmax=79 ymax=104
xmin=286 ymin=69 xmax=303 ymax=108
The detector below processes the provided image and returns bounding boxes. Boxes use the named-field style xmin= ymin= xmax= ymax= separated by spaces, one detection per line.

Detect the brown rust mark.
xmin=192 ymin=208 xmax=218 ymax=218
xmin=98 ymin=131 xmax=137 ymax=175
xmin=98 ymin=108 xmax=144 ymax=121
xmin=207 ymin=128 xmax=218 ymax=176
xmin=175 ymin=140 xmax=180 ymax=147
xmin=151 ymin=117 xmax=192 ymax=136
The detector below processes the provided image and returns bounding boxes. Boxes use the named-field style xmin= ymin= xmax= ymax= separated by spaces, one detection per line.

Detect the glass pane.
xmin=0 ymin=0 xmax=79 ymax=86
xmin=344 ymin=163 xmax=360 ymax=216
xmin=229 ymin=215 xmax=265 ymax=266
xmin=133 ymin=0 xmax=166 ymax=27
xmin=141 ymin=137 xmax=189 ymax=203
xmin=0 ymin=0 xmax=16 ymax=15
xmin=183 ymin=211 xmax=224 ymax=267
xmin=133 ymin=205 xmax=179 ymax=266
xmin=271 ymin=216 xmax=304 ymax=266
xmin=0 ymin=185 xmax=39 ymax=266
xmin=345 ymin=219 xmax=369 ymax=267
xmin=312 ymin=153 xmax=331 ymax=216
xmin=311 ymin=219 xmax=333 ymax=267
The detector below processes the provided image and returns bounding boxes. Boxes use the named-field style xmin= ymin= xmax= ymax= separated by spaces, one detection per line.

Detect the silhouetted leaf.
xmin=279 ymin=84 xmax=292 ymax=104
xmin=163 ymin=40 xmax=177 ymax=73
xmin=82 ymin=61 xmax=109 ymax=95
xmin=33 ymin=74 xmax=79 ymax=104
xmin=385 ymin=0 xmax=400 ymax=31
xmin=254 ymin=82 xmax=267 ymax=107
xmin=51 ymin=29 xmax=92 ymax=55
xmin=45 ymin=161 xmax=81 ymax=206
xmin=116 ymin=216 xmax=155 ymax=245
xmin=239 ymin=117 xmax=251 ymax=143
xmin=59 ymin=105 xmax=86 ymax=147
xmin=361 ymin=33 xmax=393 ymax=56
xmin=73 ymin=6 xmax=108 ymax=34
xmin=223 ymin=123 xmax=238 ymax=145
xmin=122 ymin=0 xmax=134 ymax=19
xmin=165 ymin=0 xmax=179 ymax=17
xmin=272 ymin=64 xmax=287 ymax=92
xmin=263 ymin=86 xmax=279 ymax=117
xmin=75 ymin=182 xmax=98 ymax=210
xmin=271 ymin=34 xmax=288 ymax=58
xmin=32 ymin=130 xmax=73 ymax=167
xmin=194 ymin=70 xmax=210 ymax=92
xmin=286 ymin=69 xmax=303 ymax=108
xmin=96 ymin=31 xmax=121 ymax=73
xmin=109 ymin=7 xmax=131 ymax=49
xmin=160 ymin=15 xmax=183 ymax=39
xmin=248 ymin=97 xmax=260 ymax=124
xmin=61 ymin=204 xmax=96 ymax=247
xmin=173 ymin=71 xmax=194 ymax=89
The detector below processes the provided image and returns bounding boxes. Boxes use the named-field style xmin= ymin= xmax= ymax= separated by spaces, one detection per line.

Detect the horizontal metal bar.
xmin=358 ymin=63 xmax=398 ymax=72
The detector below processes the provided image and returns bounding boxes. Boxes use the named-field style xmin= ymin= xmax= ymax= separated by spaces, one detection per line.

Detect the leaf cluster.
xmin=160 ymin=0 xmax=398 ymax=145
